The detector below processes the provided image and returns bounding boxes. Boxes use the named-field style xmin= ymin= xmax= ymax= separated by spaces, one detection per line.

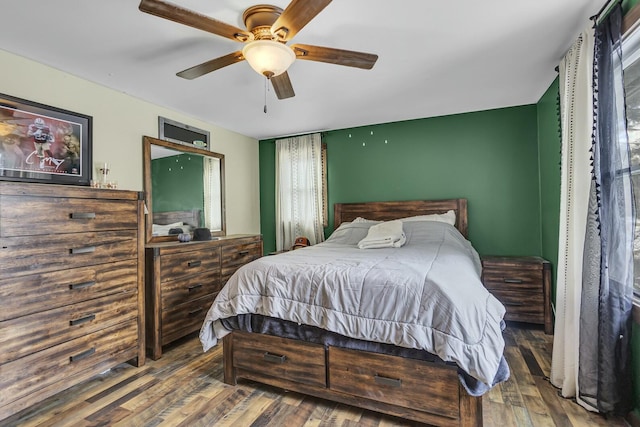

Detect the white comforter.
xmin=200 ymin=220 xmax=506 ymax=385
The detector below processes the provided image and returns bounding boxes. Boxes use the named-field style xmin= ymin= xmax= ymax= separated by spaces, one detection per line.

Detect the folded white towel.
xmin=357 ymin=220 xmax=406 ymax=249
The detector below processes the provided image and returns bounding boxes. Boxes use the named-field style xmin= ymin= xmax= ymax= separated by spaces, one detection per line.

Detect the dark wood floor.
xmin=2 ymin=325 xmax=628 ymax=427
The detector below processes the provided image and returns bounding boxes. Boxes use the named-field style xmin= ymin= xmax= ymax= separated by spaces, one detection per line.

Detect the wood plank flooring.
xmin=2 ymin=324 xmax=628 ymax=427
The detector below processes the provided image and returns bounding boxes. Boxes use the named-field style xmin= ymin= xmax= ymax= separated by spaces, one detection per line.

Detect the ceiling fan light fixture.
xmin=242 ymin=40 xmax=295 ymax=78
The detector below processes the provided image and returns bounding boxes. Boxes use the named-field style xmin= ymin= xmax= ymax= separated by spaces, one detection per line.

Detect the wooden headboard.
xmin=333 ymin=199 xmax=468 ymax=238
xmin=152 ymin=209 xmax=202 ymax=228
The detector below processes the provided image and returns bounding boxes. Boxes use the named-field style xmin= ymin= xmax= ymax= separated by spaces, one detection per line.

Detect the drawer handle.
xmin=69 ymin=281 xmax=96 ymax=290
xmin=188 ymin=283 xmax=203 ymax=292
xmin=374 ymin=374 xmax=402 ymax=388
xmin=70 ymin=246 xmax=96 ymax=255
xmin=70 ymin=347 xmax=95 ymax=363
xmin=238 ymin=250 xmax=249 ymax=256
xmin=188 ymin=260 xmax=202 ymax=268
xmin=70 ymin=314 xmax=96 ymax=326
xmin=503 ymin=279 xmax=523 ymax=284
xmin=263 ymin=352 xmax=286 ymax=364
xmin=70 ymin=212 xmax=96 ymax=220
xmin=188 ymin=308 xmax=204 ymax=317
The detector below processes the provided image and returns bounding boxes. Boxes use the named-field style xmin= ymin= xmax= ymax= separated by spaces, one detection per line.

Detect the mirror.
xmin=143 ymin=136 xmax=225 ymax=243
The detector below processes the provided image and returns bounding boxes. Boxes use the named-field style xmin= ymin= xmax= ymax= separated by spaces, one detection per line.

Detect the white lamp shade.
xmin=242 ymin=40 xmax=295 ymax=77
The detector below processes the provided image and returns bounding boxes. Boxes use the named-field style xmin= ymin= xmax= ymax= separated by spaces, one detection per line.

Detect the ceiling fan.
xmin=138 ymin=0 xmax=378 ymax=99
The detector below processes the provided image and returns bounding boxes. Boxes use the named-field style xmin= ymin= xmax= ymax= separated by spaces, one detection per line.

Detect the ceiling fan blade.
xmin=177 ymin=51 xmax=245 ymax=80
xmin=271 ymin=0 xmax=332 ymax=42
xmin=139 ymin=0 xmax=253 ymax=42
xmin=271 ymin=72 xmax=295 ymax=99
xmin=291 ymin=44 xmax=378 ymax=69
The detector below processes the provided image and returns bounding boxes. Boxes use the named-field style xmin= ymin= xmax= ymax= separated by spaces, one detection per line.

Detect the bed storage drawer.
xmin=328 ymin=347 xmax=460 ymax=419
xmin=232 ymin=331 xmax=326 ymax=388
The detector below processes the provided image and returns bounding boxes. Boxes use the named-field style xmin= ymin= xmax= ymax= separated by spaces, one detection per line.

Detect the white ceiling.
xmin=2 ymin=0 xmax=604 ymax=140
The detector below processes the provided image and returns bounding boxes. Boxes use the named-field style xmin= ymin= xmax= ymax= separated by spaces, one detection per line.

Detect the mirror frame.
xmin=143 ymin=135 xmax=226 ymax=243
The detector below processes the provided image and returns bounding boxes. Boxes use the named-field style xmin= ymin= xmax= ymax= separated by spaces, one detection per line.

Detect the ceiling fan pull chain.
xmin=264 ymin=75 xmax=268 ymax=114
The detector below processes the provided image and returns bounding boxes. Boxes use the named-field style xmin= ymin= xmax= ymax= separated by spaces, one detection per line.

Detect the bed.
xmin=151 ymin=209 xmax=201 ymax=236
xmin=200 ymin=199 xmax=507 ymax=426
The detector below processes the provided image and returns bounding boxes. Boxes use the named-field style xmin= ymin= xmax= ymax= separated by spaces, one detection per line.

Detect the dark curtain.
xmin=580 ymin=2 xmax=635 ymax=414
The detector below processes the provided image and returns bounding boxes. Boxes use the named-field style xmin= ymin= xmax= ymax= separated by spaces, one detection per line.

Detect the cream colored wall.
xmin=0 ymin=50 xmax=260 ymax=234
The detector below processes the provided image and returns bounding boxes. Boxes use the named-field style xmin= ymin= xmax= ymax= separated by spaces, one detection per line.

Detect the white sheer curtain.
xmin=203 ymin=156 xmax=222 ymax=232
xmin=275 ymin=133 xmax=325 ymax=251
xmin=550 ymin=26 xmax=595 ymax=410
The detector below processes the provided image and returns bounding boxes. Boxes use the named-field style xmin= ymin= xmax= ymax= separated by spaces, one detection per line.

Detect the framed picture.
xmin=0 ymin=93 xmax=92 ymax=186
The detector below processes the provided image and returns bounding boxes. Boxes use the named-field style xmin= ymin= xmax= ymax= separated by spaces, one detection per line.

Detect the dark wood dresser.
xmin=145 ymin=234 xmax=262 ymax=359
xmin=480 ymin=256 xmax=553 ymax=334
xmin=0 ymin=182 xmax=145 ymax=422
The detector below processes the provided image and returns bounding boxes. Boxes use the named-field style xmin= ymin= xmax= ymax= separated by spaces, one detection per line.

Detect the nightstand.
xmin=480 ymin=256 xmax=553 ymax=334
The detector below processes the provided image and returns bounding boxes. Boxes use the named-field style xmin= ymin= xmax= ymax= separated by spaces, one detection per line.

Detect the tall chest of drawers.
xmin=145 ymin=234 xmax=262 ymax=359
xmin=0 ymin=182 xmax=145 ymax=421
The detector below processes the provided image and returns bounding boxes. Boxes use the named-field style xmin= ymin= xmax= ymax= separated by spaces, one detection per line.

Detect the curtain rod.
xmin=591 ymin=0 xmax=622 ymax=22
xmin=555 ymin=0 xmax=623 ymax=73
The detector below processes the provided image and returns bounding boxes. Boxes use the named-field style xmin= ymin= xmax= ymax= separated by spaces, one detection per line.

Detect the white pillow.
xmin=400 ymin=210 xmax=456 ymax=226
xmin=325 ymin=222 xmax=375 ymax=245
xmin=352 ymin=217 xmax=381 ymax=223
xmin=152 ymin=221 xmax=185 ymax=235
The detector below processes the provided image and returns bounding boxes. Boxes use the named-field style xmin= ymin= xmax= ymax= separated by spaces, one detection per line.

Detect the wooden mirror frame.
xmin=143 ymin=135 xmax=226 ymax=243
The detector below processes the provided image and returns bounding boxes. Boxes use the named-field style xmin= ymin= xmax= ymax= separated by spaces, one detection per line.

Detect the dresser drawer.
xmin=232 ymin=331 xmax=326 ymax=388
xmin=329 ymin=347 xmax=459 ymax=419
xmin=0 ymin=290 xmax=138 ymax=364
xmin=0 ymin=196 xmax=138 ymax=237
xmin=495 ymin=295 xmax=544 ymax=323
xmin=160 ymin=247 xmax=220 ymax=283
xmin=0 ymin=230 xmax=138 ymax=277
xmin=0 ymin=259 xmax=138 ymax=321
xmin=221 ymin=240 xmax=262 ymax=284
xmin=161 ymin=294 xmax=215 ymax=346
xmin=0 ymin=319 xmax=138 ymax=411
xmin=161 ymin=270 xmax=221 ymax=309
xmin=482 ymin=267 xmax=543 ymax=290
xmin=482 ymin=268 xmax=545 ymax=319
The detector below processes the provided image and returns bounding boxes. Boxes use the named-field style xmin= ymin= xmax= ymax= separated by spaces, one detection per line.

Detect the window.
xmin=275 ymin=134 xmax=326 ymax=251
xmin=623 ymin=26 xmax=640 ymax=295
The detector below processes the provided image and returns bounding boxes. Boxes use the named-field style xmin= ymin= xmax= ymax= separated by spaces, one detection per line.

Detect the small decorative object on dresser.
xmin=0 ymin=181 xmax=145 ymax=422
xmin=480 ymin=256 xmax=553 ymax=334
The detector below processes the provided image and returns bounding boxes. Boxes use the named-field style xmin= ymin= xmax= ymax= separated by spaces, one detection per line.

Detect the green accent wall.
xmin=536 ymin=77 xmax=562 ymax=302
xmin=259 ymin=141 xmax=277 ymax=253
xmin=260 ymin=105 xmax=541 ymax=256
xmin=151 ymin=153 xmax=204 ymax=222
